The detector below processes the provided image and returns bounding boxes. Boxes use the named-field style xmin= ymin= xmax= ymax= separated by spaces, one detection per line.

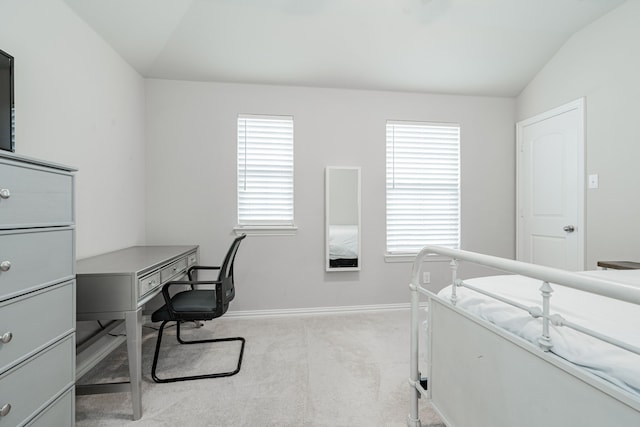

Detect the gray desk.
xmin=75 ymin=245 xmax=198 ymax=420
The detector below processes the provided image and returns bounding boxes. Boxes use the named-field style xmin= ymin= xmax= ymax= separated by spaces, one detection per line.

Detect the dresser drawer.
xmin=25 ymin=387 xmax=73 ymax=427
xmin=0 ymin=335 xmax=74 ymax=427
xmin=0 ymin=228 xmax=74 ymax=301
xmin=0 ymin=159 xmax=74 ymax=229
xmin=0 ymin=281 xmax=74 ymax=374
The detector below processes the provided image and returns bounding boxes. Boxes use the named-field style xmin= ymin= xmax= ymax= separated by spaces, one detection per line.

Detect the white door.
xmin=516 ymin=99 xmax=585 ymax=271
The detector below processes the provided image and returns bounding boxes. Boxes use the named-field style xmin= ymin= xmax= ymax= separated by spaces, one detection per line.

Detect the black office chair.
xmin=151 ymin=234 xmax=246 ymax=383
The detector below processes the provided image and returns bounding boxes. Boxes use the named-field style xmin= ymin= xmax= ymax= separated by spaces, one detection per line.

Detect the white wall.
xmin=145 ymin=80 xmax=515 ymax=311
xmin=517 ymin=1 xmax=640 ymax=268
xmin=0 ymin=0 xmax=516 ymax=313
xmin=0 ymin=0 xmax=146 ymax=258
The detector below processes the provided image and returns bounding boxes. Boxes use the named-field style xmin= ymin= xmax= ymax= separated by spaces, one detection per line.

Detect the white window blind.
xmin=237 ymin=114 xmax=294 ymax=227
xmin=386 ymin=121 xmax=460 ymax=254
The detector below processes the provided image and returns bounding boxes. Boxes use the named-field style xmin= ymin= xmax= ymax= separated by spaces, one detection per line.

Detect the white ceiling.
xmin=62 ymin=0 xmax=625 ymax=97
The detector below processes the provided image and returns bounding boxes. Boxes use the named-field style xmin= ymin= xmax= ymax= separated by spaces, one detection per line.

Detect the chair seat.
xmin=151 ymin=289 xmax=217 ymax=322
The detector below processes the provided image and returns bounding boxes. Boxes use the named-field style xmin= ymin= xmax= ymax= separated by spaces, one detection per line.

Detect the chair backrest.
xmin=218 ymin=234 xmax=246 ymax=309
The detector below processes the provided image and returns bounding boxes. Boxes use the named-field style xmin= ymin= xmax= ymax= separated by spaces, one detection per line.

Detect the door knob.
xmin=563 ymin=225 xmax=575 ymax=233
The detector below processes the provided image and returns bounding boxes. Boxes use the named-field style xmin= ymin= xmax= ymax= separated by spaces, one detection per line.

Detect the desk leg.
xmin=125 ymin=309 xmax=143 ymax=420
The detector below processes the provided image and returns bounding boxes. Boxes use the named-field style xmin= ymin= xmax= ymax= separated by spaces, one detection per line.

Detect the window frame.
xmin=385 ymin=120 xmax=461 ymax=261
xmin=235 ymin=114 xmax=297 ymax=236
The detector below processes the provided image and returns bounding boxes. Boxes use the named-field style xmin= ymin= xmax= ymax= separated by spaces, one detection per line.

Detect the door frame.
xmin=516 ymin=98 xmax=586 ymax=270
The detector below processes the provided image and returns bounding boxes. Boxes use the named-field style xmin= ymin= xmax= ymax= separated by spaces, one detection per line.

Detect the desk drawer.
xmin=187 ymin=251 xmax=197 ymax=267
xmin=0 ymin=335 xmax=74 ymax=427
xmin=0 ymin=160 xmax=74 ymax=229
xmin=0 ymin=281 xmax=74 ymax=374
xmin=0 ymin=228 xmax=74 ymax=301
xmin=139 ymin=272 xmax=161 ymax=298
xmin=160 ymin=258 xmax=187 ymax=283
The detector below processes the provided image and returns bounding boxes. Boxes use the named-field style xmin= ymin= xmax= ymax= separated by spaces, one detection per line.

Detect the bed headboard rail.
xmin=411 ymin=245 xmax=640 ymax=305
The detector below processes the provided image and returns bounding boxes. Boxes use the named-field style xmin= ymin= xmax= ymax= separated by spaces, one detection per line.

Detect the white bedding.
xmin=437 ymin=269 xmax=640 ymax=396
xmin=328 ymin=225 xmax=358 ymax=260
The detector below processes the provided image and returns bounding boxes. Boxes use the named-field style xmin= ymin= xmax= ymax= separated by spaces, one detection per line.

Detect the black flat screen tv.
xmin=0 ymin=49 xmax=15 ymax=152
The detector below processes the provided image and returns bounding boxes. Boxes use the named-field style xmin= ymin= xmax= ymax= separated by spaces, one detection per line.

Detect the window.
xmin=237 ymin=114 xmax=295 ymax=233
xmin=386 ymin=120 xmax=460 ymax=256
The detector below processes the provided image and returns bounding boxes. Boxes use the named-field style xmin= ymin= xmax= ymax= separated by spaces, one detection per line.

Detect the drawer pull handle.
xmin=0 ymin=261 xmax=10 ymax=272
xmin=0 ymin=403 xmax=10 ymax=417
xmin=0 ymin=188 xmax=9 ymax=199
xmin=1 ymin=332 xmax=12 ymax=344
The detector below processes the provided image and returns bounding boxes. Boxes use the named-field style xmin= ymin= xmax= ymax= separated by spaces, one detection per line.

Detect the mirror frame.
xmin=325 ymin=166 xmax=361 ymax=272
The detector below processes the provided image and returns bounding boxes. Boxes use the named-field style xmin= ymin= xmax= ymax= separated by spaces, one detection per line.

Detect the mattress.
xmin=437 ymin=269 xmax=640 ymax=396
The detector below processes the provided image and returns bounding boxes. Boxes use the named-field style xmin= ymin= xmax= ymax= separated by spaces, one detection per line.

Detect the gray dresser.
xmin=0 ymin=152 xmax=76 ymax=426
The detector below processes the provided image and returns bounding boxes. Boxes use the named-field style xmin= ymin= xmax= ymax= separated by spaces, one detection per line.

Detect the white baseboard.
xmin=226 ymin=302 xmax=413 ymax=318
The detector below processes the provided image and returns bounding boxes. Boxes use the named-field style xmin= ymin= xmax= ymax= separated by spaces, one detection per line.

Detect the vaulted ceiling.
xmin=63 ymin=0 xmax=625 ymax=96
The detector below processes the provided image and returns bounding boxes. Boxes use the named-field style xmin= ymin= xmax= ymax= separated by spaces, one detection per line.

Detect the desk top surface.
xmin=76 ymin=245 xmax=198 ymax=276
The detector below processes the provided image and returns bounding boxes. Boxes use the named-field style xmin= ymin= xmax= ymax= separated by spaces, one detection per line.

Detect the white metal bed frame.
xmin=408 ymin=245 xmax=640 ymax=427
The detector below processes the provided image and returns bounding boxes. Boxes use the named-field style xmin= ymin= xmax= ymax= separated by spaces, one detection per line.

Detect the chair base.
xmin=151 ymin=320 xmax=245 ymax=383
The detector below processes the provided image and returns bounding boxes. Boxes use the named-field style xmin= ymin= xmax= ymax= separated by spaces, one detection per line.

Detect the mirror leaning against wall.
xmin=325 ymin=167 xmax=361 ymax=272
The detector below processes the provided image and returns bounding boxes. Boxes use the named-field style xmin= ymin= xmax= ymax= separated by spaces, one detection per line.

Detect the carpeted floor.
xmin=75 ymin=309 xmax=443 ymax=427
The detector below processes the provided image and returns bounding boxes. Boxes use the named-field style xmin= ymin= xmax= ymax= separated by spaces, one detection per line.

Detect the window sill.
xmin=234 ymin=225 xmax=298 ymax=236
xmin=384 ymin=253 xmax=451 ymax=263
